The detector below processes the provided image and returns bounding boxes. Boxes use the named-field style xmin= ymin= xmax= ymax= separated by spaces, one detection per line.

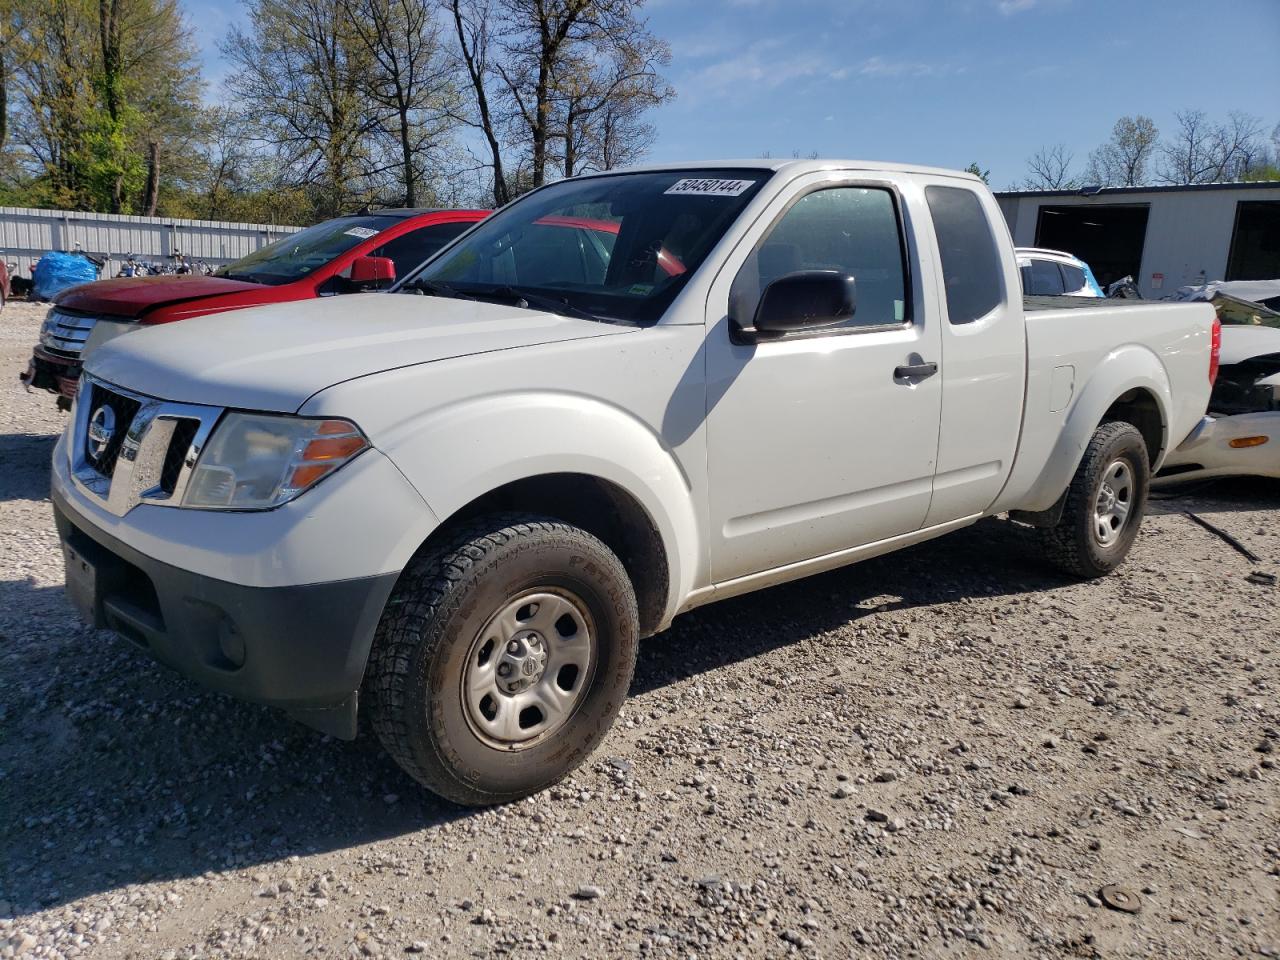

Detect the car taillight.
xmin=1209 ymin=316 xmax=1221 ymax=385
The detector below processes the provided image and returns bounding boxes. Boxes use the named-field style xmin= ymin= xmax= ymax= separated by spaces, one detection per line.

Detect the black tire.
xmin=1039 ymin=420 xmax=1150 ymax=579
xmin=365 ymin=514 xmax=639 ymax=806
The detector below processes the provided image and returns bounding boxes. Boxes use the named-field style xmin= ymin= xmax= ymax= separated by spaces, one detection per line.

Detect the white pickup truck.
xmin=53 ymin=160 xmax=1218 ymax=804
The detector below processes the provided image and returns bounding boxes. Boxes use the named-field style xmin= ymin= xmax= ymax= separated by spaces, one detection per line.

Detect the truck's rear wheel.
xmin=365 ymin=514 xmax=638 ymax=806
xmin=1039 ymin=421 xmax=1150 ymax=579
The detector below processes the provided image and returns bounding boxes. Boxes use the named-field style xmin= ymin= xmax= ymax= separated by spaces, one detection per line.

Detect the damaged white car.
xmin=1159 ymin=323 xmax=1280 ymax=483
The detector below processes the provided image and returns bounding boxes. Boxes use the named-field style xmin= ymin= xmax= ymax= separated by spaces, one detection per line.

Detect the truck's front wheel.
xmin=366 ymin=514 xmax=638 ymax=806
xmin=1039 ymin=420 xmax=1150 ymax=578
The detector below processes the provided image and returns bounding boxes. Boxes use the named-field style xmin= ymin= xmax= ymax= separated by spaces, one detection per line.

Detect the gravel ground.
xmin=1 ymin=298 xmax=1278 ymax=959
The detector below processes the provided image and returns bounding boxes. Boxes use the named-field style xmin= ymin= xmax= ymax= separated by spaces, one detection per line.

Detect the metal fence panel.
xmin=0 ymin=207 xmax=303 ymax=278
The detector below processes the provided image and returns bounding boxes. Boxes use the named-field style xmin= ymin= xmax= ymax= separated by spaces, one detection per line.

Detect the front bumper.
xmin=20 ymin=345 xmax=81 ymax=400
xmin=53 ymin=489 xmax=398 ymax=738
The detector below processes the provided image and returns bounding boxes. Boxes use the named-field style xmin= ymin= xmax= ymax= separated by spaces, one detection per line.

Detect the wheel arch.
xmin=422 ymin=472 xmax=671 ymax=637
xmin=1101 ymin=387 xmax=1165 ymax=467
xmin=1001 ymin=347 xmax=1172 ymax=513
xmin=376 ymin=391 xmax=703 ymax=636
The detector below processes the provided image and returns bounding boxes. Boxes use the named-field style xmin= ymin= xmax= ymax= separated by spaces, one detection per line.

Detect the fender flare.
xmin=1015 ymin=344 xmax=1172 ymax=513
xmin=377 ymin=390 xmax=702 ymax=625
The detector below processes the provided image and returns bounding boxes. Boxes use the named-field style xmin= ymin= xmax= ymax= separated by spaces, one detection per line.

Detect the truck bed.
xmin=992 ymin=297 xmax=1217 ymax=514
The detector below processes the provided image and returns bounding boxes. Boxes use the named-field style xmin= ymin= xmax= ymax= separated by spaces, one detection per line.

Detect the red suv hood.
xmin=54 ymin=275 xmax=265 ymax=318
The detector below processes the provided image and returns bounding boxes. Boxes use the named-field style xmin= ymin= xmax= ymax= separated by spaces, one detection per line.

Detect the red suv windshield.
xmin=216 ymin=215 xmax=402 ymax=285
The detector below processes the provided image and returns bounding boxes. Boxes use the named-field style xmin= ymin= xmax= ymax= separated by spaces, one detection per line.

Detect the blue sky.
xmin=184 ymin=0 xmax=1280 ymax=189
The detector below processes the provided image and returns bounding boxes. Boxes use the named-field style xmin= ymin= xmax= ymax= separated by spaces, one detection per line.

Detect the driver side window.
xmin=731 ymin=186 xmax=909 ymax=331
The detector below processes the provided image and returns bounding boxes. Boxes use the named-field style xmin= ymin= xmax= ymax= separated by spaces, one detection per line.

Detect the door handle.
xmin=893 ymin=361 xmax=938 ymax=381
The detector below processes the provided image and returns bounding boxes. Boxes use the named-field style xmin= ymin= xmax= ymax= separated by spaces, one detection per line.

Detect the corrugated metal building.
xmin=996 ymin=181 xmax=1280 ymax=298
xmin=0 ymin=207 xmax=302 ymax=278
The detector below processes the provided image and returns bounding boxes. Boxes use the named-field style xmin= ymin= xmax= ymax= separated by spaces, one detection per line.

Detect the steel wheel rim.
xmin=1093 ymin=458 xmax=1135 ymax=546
xmin=460 ymin=588 xmax=596 ymax=751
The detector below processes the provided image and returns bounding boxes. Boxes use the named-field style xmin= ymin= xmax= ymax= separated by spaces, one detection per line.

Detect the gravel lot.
xmin=1 ymin=298 xmax=1278 ymax=959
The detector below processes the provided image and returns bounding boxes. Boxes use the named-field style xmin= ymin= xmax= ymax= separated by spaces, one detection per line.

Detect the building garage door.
xmin=1034 ymin=204 xmax=1150 ymax=289
xmin=1226 ymin=200 xmax=1280 ymax=281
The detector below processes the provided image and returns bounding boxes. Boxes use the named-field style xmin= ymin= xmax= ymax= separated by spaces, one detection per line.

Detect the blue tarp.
xmin=33 ymin=252 xmax=99 ymax=300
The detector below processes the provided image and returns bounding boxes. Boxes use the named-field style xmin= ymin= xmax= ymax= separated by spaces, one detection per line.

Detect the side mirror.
xmin=752 ymin=270 xmax=856 ymax=334
xmin=348 ymin=255 xmax=396 ymax=288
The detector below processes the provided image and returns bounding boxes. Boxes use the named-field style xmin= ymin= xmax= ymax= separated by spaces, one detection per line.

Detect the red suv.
xmin=22 ymin=208 xmax=488 ymax=407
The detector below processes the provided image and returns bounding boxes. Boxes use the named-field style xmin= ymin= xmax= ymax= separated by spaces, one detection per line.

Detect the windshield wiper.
xmin=463 ymin=285 xmax=623 ymax=325
xmin=403 ymin=278 xmax=474 ymax=300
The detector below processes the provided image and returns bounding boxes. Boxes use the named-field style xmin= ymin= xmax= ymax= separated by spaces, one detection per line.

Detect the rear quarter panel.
xmin=991 ymin=300 xmax=1215 ymax=514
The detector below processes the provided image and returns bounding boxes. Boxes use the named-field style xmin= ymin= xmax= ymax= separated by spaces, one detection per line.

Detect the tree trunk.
xmin=100 ymin=0 xmax=125 ymax=212
xmin=399 ymin=104 xmax=415 ymax=207
xmin=531 ymin=56 xmax=549 ymax=187
xmin=448 ymin=1 xmax=508 ymax=206
xmin=143 ymin=141 xmax=160 ymax=215
xmin=563 ymin=107 xmax=576 ymax=178
xmin=0 ymin=46 xmax=7 ymax=151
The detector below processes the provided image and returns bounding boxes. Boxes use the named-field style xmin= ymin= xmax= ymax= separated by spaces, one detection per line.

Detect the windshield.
xmin=400 ymin=169 xmax=771 ymax=324
xmin=217 ymin=215 xmax=400 ymax=285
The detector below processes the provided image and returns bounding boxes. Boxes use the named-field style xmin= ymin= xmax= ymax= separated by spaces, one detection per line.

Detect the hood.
xmin=85 ymin=293 xmax=632 ymax=412
xmin=55 ymin=274 xmax=265 ymax=317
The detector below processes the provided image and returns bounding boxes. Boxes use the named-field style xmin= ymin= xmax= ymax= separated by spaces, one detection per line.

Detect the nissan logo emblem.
xmin=87 ymin=405 xmax=117 ymax=461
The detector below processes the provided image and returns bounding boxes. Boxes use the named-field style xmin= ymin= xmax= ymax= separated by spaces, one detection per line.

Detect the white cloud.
xmin=857 ymin=56 xmax=955 ymax=78
xmin=997 ymin=0 xmax=1039 ymax=12
xmin=680 ymin=39 xmax=831 ymax=100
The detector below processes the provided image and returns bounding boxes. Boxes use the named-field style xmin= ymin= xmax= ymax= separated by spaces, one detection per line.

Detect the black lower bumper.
xmin=21 ymin=346 xmax=81 ymax=405
xmin=52 ymin=492 xmax=400 ymax=739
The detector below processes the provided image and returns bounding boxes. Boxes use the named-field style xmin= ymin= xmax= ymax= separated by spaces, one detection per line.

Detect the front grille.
xmin=84 ymin=383 xmax=142 ymax=479
xmin=41 ymin=309 xmax=99 ymax=358
xmin=160 ymin=419 xmax=200 ymax=495
xmin=70 ymin=375 xmax=222 ymax=517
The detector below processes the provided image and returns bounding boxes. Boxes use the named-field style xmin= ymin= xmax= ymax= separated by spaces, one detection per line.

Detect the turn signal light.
xmin=302 ymin=435 xmax=367 ymax=461
xmin=1228 ymin=436 xmax=1269 ymax=448
xmin=287 ymin=463 xmax=336 ymax=488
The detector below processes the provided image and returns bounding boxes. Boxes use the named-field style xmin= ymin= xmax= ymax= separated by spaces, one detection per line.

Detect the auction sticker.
xmin=344 ymin=227 xmax=379 ymax=239
xmin=664 ymin=178 xmax=756 ymax=197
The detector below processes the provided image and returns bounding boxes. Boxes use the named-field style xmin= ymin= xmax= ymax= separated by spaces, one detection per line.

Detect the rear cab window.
xmin=1060 ymin=262 xmax=1088 ymax=294
xmin=925 ymin=185 xmax=1003 ymax=324
xmin=1028 ymin=259 xmax=1066 ymax=295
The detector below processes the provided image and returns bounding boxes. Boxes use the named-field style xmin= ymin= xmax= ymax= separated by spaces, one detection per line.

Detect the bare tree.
xmin=494 ymin=0 xmax=593 ymax=190
xmin=1156 ymin=110 xmax=1272 ymax=184
xmin=591 ymin=94 xmax=657 ymax=171
xmin=552 ymin=32 xmax=671 ymax=177
xmin=223 ymin=0 xmax=385 ymax=217
xmin=1158 ymin=110 xmax=1223 ymax=184
xmin=1220 ymin=112 xmax=1268 ymax=178
xmin=446 ymin=0 xmax=511 ymax=206
xmin=340 ymin=0 xmax=459 ymax=208
xmin=1085 ymin=115 xmax=1159 ymax=187
xmin=443 ymin=0 xmax=670 ymax=203
xmin=1022 ymin=143 xmax=1079 ymax=190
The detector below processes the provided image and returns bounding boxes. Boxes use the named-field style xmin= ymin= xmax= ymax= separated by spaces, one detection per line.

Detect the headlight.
xmin=183 ymin=413 xmax=369 ymax=510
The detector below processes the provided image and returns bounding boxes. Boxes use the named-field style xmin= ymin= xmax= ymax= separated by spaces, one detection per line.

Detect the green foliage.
xmin=2 ymin=0 xmax=202 ymax=214
xmin=78 ymin=104 xmax=147 ymax=211
xmin=1241 ymin=165 xmax=1280 ymax=183
xmin=964 ymin=162 xmax=991 ymax=184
